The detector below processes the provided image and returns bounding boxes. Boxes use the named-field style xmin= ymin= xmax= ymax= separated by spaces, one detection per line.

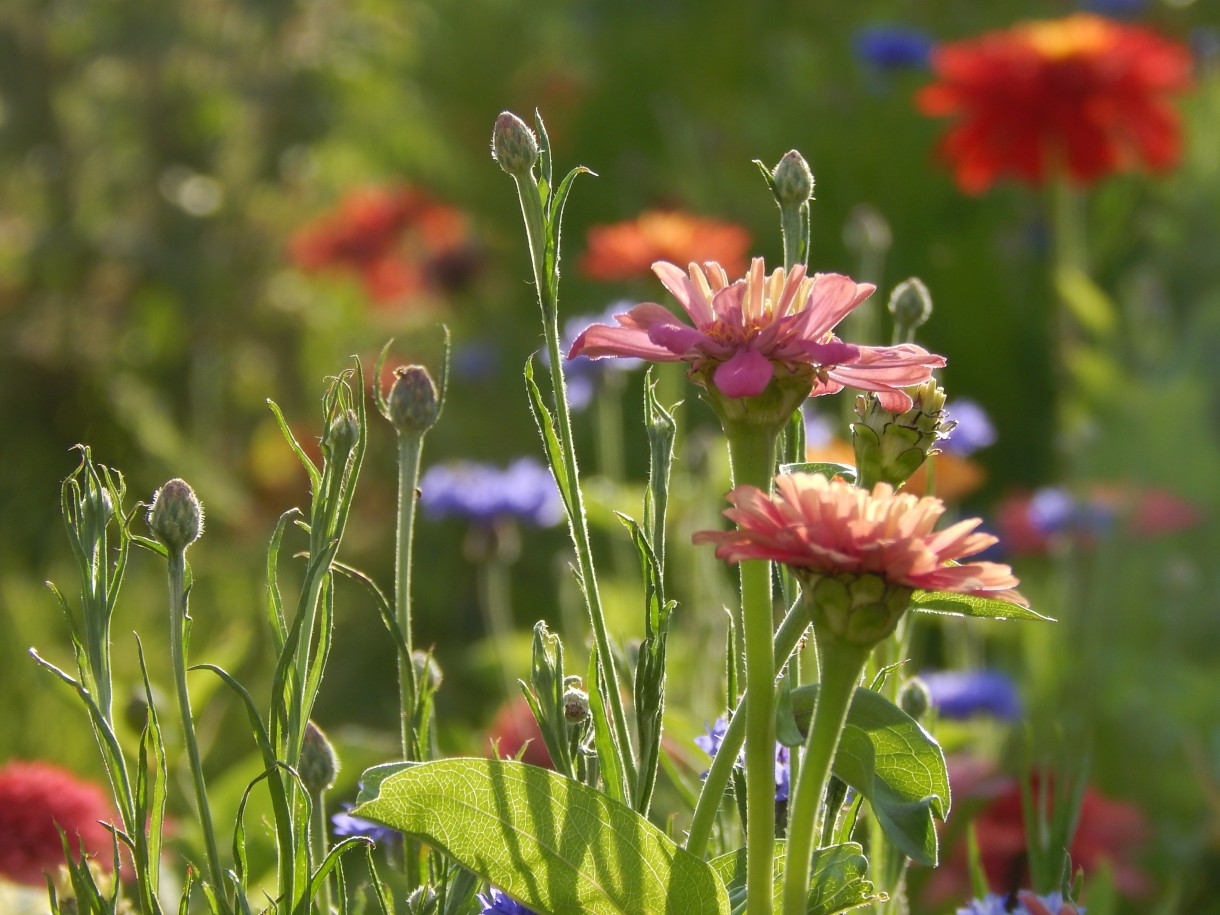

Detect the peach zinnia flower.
xmin=694 ymin=473 xmax=1027 ymax=606
xmin=917 ymin=14 xmax=1193 ymax=192
xmin=569 ymin=259 xmax=945 ymax=410
xmin=580 ymin=210 xmax=751 ymax=280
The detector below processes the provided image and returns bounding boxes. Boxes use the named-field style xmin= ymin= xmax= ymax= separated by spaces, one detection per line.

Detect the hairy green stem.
xmin=511 ymin=170 xmax=636 ymax=794
xmin=686 ymin=604 xmax=809 ymax=858
xmin=310 ymin=789 xmax=333 ymax=914
xmin=395 ymin=430 xmax=425 ymax=759
xmin=167 ymin=549 xmax=226 ymax=905
xmin=781 ymin=638 xmax=870 ymax=915
xmin=724 ymin=428 xmax=780 ymax=915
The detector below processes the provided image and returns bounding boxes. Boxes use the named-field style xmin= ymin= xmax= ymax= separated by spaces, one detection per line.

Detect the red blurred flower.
xmin=289 ymin=184 xmax=479 ymax=305
xmin=917 ymin=14 xmax=1193 ymax=192
xmin=580 ymin=210 xmax=751 ymax=280
xmin=0 ymin=761 xmax=117 ymax=886
xmin=486 ymin=695 xmax=553 ymax=770
xmin=920 ymin=758 xmax=1149 ymax=904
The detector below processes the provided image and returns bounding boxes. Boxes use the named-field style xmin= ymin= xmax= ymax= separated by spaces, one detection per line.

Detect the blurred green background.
xmin=3 ymin=0 xmax=1220 ymax=910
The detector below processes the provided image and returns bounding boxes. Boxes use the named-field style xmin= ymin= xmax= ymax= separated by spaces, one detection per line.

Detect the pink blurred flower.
xmin=0 ymin=761 xmax=117 ymax=886
xmin=569 ymin=259 xmax=945 ymax=409
xmin=693 ymin=473 xmax=1027 ymax=606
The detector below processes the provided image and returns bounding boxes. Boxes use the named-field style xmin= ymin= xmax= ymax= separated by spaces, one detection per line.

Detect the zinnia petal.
xmin=713 ymin=349 xmax=775 ymax=398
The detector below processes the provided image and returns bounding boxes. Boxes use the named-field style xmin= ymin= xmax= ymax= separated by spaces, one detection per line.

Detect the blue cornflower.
xmin=478 ymin=888 xmax=538 ymax=914
xmin=941 ymin=399 xmax=996 ymax=456
xmin=921 ymin=670 xmax=1022 ymax=721
xmin=853 ymin=26 xmax=935 ymax=71
xmin=696 ymin=716 xmax=791 ymax=802
xmin=957 ymin=892 xmax=1084 ymax=915
xmin=418 ymin=458 xmax=563 ymax=528
xmin=1027 ymin=488 xmax=1115 ymax=538
xmin=553 ymin=302 xmax=644 ymax=411
xmin=1078 ymin=0 xmax=1145 ymax=16
xmin=331 ymin=804 xmax=400 ymax=844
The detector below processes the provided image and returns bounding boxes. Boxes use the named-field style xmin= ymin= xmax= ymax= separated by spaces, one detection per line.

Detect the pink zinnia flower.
xmin=693 ymin=473 xmax=1027 ymax=607
xmin=568 ymin=258 xmax=945 ymax=410
xmin=0 ymin=761 xmax=117 ymax=886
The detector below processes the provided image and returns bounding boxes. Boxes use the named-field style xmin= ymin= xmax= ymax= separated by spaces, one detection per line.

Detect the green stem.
xmin=686 ymin=603 xmax=810 ymax=858
xmin=310 ymin=789 xmax=332 ymax=914
xmin=395 ymin=430 xmax=425 ymax=759
xmin=724 ymin=427 xmax=780 ymax=915
xmin=478 ymin=550 xmax=517 ymax=701
xmin=167 ymin=549 xmax=226 ymax=905
xmin=781 ymin=638 xmax=870 ymax=915
xmin=511 ymin=171 xmax=636 ymax=794
xmin=780 ymin=203 xmax=805 ymax=272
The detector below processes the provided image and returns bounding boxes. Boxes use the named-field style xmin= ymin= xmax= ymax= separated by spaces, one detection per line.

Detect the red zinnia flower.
xmin=569 ymin=258 xmax=944 ymax=409
xmin=581 ymin=210 xmax=751 ymax=280
xmin=289 ymin=184 xmax=478 ymax=305
xmin=0 ymin=761 xmax=117 ymax=886
xmin=694 ymin=473 xmax=1028 ymax=607
xmin=917 ymin=14 xmax=1193 ymax=192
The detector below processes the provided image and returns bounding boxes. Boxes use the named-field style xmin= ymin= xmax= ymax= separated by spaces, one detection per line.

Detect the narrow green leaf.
xmin=778 ymin=462 xmax=857 ymax=483
xmin=267 ymin=398 xmax=321 ymax=492
xmin=588 ymin=649 xmax=631 ymax=805
xmin=353 ymin=758 xmax=730 ymax=915
xmin=711 ymin=842 xmax=879 ymax=914
xmin=524 ymin=356 xmax=574 ymax=518
xmin=294 ymin=838 xmax=373 ymax=915
xmin=911 ymin=590 xmax=1054 ymax=622
xmin=789 ymin=686 xmax=950 ymax=866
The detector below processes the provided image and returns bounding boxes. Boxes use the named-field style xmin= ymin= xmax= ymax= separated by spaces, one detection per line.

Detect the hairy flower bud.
xmin=324 ymin=409 xmax=360 ymax=461
xmin=851 ymin=380 xmax=954 ymax=489
xmin=147 ymin=478 xmax=203 ymax=552
xmin=491 ymin=112 xmax=539 ymax=179
xmin=772 ymin=150 xmax=814 ymax=207
xmin=388 ymin=365 xmax=440 ymax=435
xmin=888 ymin=277 xmax=933 ymax=342
xmin=562 ymin=683 xmax=590 ymax=724
xmin=300 ymin=721 xmax=339 ymax=795
xmin=898 ymin=676 xmax=932 ymax=722
xmin=801 ymin=571 xmax=913 ymax=647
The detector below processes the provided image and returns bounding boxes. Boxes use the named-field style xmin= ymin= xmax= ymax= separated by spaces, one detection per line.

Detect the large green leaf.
xmin=911 ymin=590 xmax=1053 ymax=622
xmin=711 ymin=842 xmax=879 ymax=915
xmin=788 ymin=686 xmax=949 ymax=866
xmin=353 ymin=759 xmax=729 ymax=915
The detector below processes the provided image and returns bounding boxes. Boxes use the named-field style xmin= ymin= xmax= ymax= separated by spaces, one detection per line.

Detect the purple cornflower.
xmin=853 ymin=26 xmax=935 ymax=71
xmin=554 ymin=302 xmax=644 ymax=411
xmin=696 ymin=716 xmax=791 ymax=801
xmin=1079 ymin=0 xmax=1146 ymax=16
xmin=331 ymin=804 xmax=400 ymax=844
xmin=419 ymin=458 xmax=563 ymax=528
xmin=921 ymin=670 xmax=1022 ymax=721
xmin=941 ymin=399 xmax=996 ymax=456
xmin=1027 ymin=488 xmax=1115 ymax=538
xmin=957 ymin=892 xmax=1084 ymax=915
xmin=478 ymin=888 xmax=537 ymax=914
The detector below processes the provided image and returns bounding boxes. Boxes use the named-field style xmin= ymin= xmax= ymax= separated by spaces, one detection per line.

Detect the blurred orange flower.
xmin=289 ymin=184 xmax=479 ymax=305
xmin=917 ymin=14 xmax=1193 ymax=192
xmin=580 ymin=210 xmax=751 ymax=280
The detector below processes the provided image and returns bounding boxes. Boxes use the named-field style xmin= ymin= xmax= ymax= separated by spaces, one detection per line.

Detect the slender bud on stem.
xmin=148 ymin=479 xmax=203 ymax=553
xmin=899 ymin=676 xmax=932 ymax=722
xmin=300 ymin=721 xmax=340 ymax=796
xmin=888 ymin=277 xmax=933 ymax=344
xmin=772 ymin=150 xmax=814 ymax=207
xmin=491 ymin=111 xmax=539 ymax=178
xmin=388 ymin=365 xmax=441 ymax=435
xmin=562 ymin=683 xmax=590 ymax=724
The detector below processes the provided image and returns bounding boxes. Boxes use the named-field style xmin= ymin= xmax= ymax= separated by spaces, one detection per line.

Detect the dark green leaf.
xmin=711 ymin=842 xmax=879 ymax=914
xmin=353 ymin=758 xmax=730 ymax=915
xmin=789 ymin=686 xmax=949 ymax=866
xmin=911 ymin=590 xmax=1053 ymax=622
xmin=524 ymin=356 xmax=574 ymax=519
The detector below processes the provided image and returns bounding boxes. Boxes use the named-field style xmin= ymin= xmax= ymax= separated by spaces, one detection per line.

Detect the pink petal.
xmin=569 ymin=322 xmax=679 ymax=362
xmin=797 ymin=339 xmax=860 ymax=366
xmin=794 ymin=274 xmax=876 ymax=338
xmin=712 ymin=349 xmax=775 ymax=398
xmin=649 ymin=322 xmax=717 ymax=357
xmin=653 ymin=261 xmax=714 ymax=327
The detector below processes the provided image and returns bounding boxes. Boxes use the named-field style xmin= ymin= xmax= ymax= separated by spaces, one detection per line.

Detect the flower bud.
xmin=300 ymin=721 xmax=339 ymax=795
xmin=772 ymin=150 xmax=814 ymax=207
xmin=491 ymin=111 xmax=539 ymax=179
xmin=323 ymin=408 xmax=360 ymax=461
xmin=888 ymin=277 xmax=933 ymax=342
xmin=412 ymin=649 xmax=443 ymax=692
xmin=851 ymin=380 xmax=953 ymax=489
xmin=147 ymin=478 xmax=203 ymax=552
xmin=405 ymin=884 xmax=438 ymax=914
xmin=562 ymin=683 xmax=590 ymax=724
xmin=898 ymin=676 xmax=932 ymax=722
xmin=80 ymin=485 xmax=115 ymax=548
xmin=801 ymin=571 xmax=913 ymax=647
xmin=388 ymin=365 xmax=440 ymax=435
